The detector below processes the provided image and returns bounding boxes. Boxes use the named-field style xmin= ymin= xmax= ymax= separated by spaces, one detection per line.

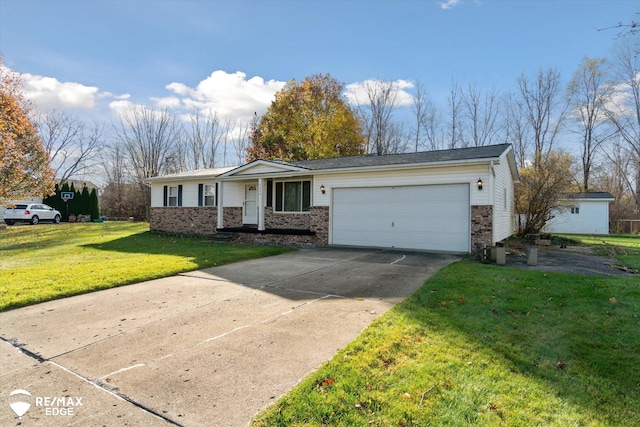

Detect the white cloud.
xmin=164 ymin=70 xmax=286 ymax=122
xmin=0 ymin=66 xmax=127 ymax=112
xmin=151 ymin=96 xmax=181 ymax=109
xmin=344 ymin=79 xmax=415 ymax=107
xmin=440 ymin=0 xmax=461 ymax=10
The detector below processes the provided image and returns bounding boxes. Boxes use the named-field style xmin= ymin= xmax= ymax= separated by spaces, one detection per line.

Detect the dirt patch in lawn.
xmin=504 ymin=244 xmax=637 ymax=277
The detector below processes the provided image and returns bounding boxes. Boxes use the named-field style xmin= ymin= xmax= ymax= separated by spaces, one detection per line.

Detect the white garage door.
xmin=332 ymin=184 xmax=470 ymax=252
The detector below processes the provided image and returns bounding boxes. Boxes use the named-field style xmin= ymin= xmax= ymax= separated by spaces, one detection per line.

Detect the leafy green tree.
xmin=247 ymin=73 xmax=365 ymax=161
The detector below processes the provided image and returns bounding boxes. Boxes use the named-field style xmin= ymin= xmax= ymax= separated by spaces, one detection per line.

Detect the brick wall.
xmin=223 ymin=207 xmax=243 ymax=228
xmin=310 ymin=206 xmax=329 ymax=245
xmin=232 ymin=233 xmax=319 ymax=248
xmin=471 ymin=205 xmax=493 ymax=254
xmin=149 ymin=207 xmax=217 ymax=236
xmin=264 ymin=207 xmax=311 ymax=229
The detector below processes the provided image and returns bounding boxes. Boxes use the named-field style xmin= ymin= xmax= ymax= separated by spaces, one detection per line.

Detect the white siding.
xmin=544 ymin=200 xmax=610 ymax=235
xmin=314 ymin=164 xmax=489 ymax=207
xmin=235 ymin=164 xmax=291 ymax=175
xmin=492 ymin=156 xmax=515 ymax=242
xmin=221 ymin=181 xmax=249 ymax=207
xmin=149 ymin=179 xmax=217 ymax=207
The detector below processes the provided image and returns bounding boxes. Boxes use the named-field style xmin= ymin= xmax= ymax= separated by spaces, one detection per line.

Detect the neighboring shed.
xmin=544 ymin=192 xmax=615 ymax=235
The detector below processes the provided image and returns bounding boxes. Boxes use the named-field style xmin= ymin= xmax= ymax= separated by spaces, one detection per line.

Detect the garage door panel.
xmin=332 ymin=184 xmax=470 ymax=252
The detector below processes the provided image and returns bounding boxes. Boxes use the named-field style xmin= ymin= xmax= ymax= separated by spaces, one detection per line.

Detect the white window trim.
xmin=168 ymin=186 xmax=179 ymax=207
xmin=274 ymin=179 xmax=312 ymax=214
xmin=203 ymin=184 xmax=215 ymax=206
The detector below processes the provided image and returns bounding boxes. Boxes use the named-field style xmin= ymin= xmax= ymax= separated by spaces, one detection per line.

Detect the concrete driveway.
xmin=0 ymin=247 xmax=458 ymax=426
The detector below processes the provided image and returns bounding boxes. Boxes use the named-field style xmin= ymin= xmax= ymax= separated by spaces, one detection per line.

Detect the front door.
xmin=243 ymin=184 xmax=257 ymax=225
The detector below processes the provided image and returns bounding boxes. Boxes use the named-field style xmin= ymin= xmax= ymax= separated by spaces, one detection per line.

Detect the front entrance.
xmin=243 ymin=184 xmax=257 ymax=225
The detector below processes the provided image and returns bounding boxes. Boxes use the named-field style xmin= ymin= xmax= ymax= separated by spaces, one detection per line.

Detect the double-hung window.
xmin=203 ymin=184 xmax=215 ymax=206
xmin=163 ymin=185 xmax=182 ymax=207
xmin=274 ymin=180 xmax=311 ymax=212
xmin=168 ymin=186 xmax=179 ymax=206
xmin=570 ymin=206 xmax=580 ymax=214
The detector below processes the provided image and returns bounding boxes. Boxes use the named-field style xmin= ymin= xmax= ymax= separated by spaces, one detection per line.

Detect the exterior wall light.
xmin=320 ymin=185 xmax=326 ymax=194
xmin=477 ymin=178 xmax=483 ymax=190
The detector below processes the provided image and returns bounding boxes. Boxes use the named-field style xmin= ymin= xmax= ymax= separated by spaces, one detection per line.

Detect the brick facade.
xmin=149 ymin=204 xmax=485 ymax=252
xmin=150 ymin=207 xmax=217 ymax=236
xmin=264 ymin=207 xmax=311 ymax=229
xmin=223 ymin=207 xmax=242 ymax=228
xmin=471 ymin=205 xmax=493 ymax=254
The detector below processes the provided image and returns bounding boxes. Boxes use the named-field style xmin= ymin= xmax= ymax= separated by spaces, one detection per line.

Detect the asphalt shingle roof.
xmin=289 ymin=143 xmax=512 ymax=170
xmin=565 ymin=192 xmax=615 ymax=200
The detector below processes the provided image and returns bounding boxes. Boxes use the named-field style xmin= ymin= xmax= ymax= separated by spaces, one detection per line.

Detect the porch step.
xmin=211 ymin=232 xmax=235 ymax=241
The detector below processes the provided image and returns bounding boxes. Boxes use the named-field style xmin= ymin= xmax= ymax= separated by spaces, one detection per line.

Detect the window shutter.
xmin=178 ymin=185 xmax=183 ymax=206
xmin=266 ymin=179 xmax=273 ymax=208
xmin=215 ymin=183 xmax=219 ymax=207
xmin=302 ymin=181 xmax=311 ymax=211
xmin=198 ymin=184 xmax=203 ymax=207
xmin=275 ymin=182 xmax=283 ymax=212
xmin=163 ymin=186 xmax=168 ymax=207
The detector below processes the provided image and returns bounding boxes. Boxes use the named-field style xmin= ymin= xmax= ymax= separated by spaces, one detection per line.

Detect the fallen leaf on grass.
xmin=321 ymin=378 xmax=335 ymax=387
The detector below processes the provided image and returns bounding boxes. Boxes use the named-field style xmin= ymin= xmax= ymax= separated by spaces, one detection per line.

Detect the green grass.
xmin=252 ymin=235 xmax=640 ymax=427
xmin=565 ymin=234 xmax=640 ymax=271
xmin=0 ymin=222 xmax=289 ymax=311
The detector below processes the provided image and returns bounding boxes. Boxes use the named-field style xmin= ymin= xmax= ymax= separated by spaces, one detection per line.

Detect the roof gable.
xmin=220 ymin=160 xmax=309 ymax=177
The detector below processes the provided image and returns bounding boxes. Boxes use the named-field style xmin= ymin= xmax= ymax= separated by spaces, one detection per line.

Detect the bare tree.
xmin=113 ymin=107 xmax=184 ymax=218
xmin=606 ymin=40 xmax=640 ymax=211
xmin=230 ymin=119 xmax=251 ymax=165
xmin=516 ymin=68 xmax=568 ymax=168
xmin=357 ymin=80 xmax=403 ymax=155
xmin=566 ymin=56 xmax=615 ymax=192
xmin=184 ymin=110 xmax=228 ymax=170
xmin=410 ymin=80 xmax=441 ymax=152
xmin=461 ymin=82 xmax=501 ymax=147
xmin=114 ymin=106 xmax=183 ymax=182
xmin=35 ymin=110 xmax=103 ymax=182
xmin=503 ymin=92 xmax=531 ymax=169
xmin=445 ymin=79 xmax=465 ymax=149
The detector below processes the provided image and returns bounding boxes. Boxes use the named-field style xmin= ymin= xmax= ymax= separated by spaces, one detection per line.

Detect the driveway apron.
xmin=0 ymin=248 xmax=458 ymax=426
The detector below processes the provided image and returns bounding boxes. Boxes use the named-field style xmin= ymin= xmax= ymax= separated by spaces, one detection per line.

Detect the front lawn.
xmin=0 ymin=222 xmax=289 ymax=311
xmin=252 ymin=235 xmax=640 ymax=426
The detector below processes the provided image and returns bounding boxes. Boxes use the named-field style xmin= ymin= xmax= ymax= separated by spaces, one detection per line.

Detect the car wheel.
xmin=30 ymin=215 xmax=39 ymax=225
xmin=53 ymin=214 xmax=61 ymax=224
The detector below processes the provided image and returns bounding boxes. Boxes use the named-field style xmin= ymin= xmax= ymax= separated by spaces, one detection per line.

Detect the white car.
xmin=3 ymin=204 xmax=62 ymax=225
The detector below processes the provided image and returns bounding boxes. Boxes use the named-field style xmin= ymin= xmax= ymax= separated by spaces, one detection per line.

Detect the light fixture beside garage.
xmin=477 ymin=178 xmax=483 ymax=190
xmin=320 ymin=185 xmax=326 ymax=194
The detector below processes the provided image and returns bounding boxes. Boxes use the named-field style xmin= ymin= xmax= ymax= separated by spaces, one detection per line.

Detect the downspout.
xmin=489 ymin=161 xmax=495 ymax=244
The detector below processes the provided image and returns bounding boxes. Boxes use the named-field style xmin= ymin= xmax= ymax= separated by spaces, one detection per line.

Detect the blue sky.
xmin=0 ymin=0 xmax=637 ymax=127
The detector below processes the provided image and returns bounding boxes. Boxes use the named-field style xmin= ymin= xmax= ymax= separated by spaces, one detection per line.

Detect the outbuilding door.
xmin=331 ymin=184 xmax=470 ymax=252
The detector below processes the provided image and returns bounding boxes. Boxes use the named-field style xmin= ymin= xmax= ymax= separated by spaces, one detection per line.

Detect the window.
xmin=198 ymin=184 xmax=216 ymax=206
xmin=163 ymin=185 xmax=182 ymax=207
xmin=168 ymin=186 xmax=179 ymax=206
xmin=274 ymin=180 xmax=311 ymax=212
xmin=571 ymin=206 xmax=580 ymax=214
